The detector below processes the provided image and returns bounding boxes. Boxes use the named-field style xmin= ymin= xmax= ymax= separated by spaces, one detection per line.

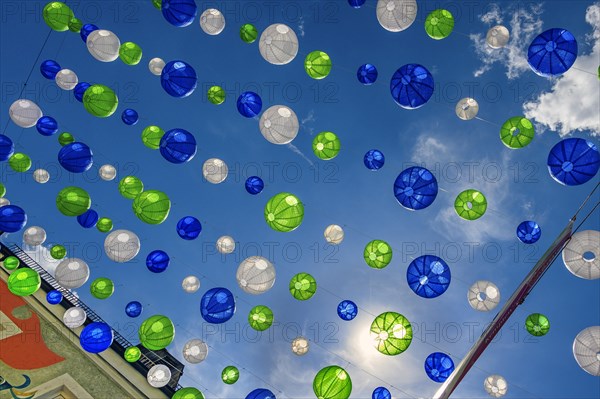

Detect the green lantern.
xmin=4 ymin=256 xmax=20 ymax=270
xmin=425 ymin=9 xmax=454 ymax=39
xmin=83 ymin=84 xmax=119 ymax=118
xmin=50 ymin=244 xmax=67 ymax=260
xmin=364 ymin=240 xmax=393 ymax=269
xmin=132 ymin=190 xmax=171 ymax=225
xmin=370 ymin=312 xmax=413 ymax=355
xmin=9 ymin=153 xmax=32 ymax=173
xmin=139 ymin=315 xmax=175 ymax=350
xmin=454 ymin=189 xmax=487 ymax=220
xmin=526 ymin=313 xmax=550 ymax=336
xmin=8 ymin=268 xmax=41 ymax=296
xmin=90 ymin=277 xmax=115 ymax=299
xmin=289 ymin=273 xmax=317 ymax=300
xmin=43 ymin=1 xmax=74 ymax=32
xmin=68 ymin=17 xmax=83 ymax=33
xmin=141 ymin=126 xmax=165 ymax=149
xmin=304 ymin=51 xmax=332 ymax=79
xmin=119 ymin=42 xmax=143 ymax=65
xmin=96 ymin=217 xmax=113 ymax=233
xmin=312 ymin=132 xmax=340 ymax=160
xmin=56 ymin=186 xmax=91 ymax=217
xmin=313 ymin=365 xmax=352 ymax=399
xmin=221 ymin=366 xmax=239 ymax=384
xmin=118 ymin=176 xmax=144 ymax=199
xmin=248 ymin=305 xmax=273 ymax=331
xmin=207 ymin=86 xmax=226 ymax=105
xmin=240 ymin=24 xmax=258 ymax=43
xmin=151 ymin=0 xmax=161 ymax=10
xmin=264 ymin=192 xmax=304 ymax=232
xmin=172 ymin=387 xmax=204 ymax=399
xmin=58 ymin=132 xmax=75 ymax=146
xmin=124 ymin=346 xmax=141 ymax=362
xmin=500 ymin=116 xmax=535 ymax=149
xmin=0 ymin=183 xmax=5 ymax=197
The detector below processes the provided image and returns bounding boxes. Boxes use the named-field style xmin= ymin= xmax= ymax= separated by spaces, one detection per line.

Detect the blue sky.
xmin=1 ymin=1 xmax=599 ymax=398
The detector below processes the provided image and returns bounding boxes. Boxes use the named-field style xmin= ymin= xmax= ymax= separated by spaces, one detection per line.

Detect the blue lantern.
xmin=162 ymin=0 xmax=197 ymax=27
xmin=0 ymin=135 xmax=15 ymax=161
xmin=528 ymin=28 xmax=577 ymax=77
xmin=58 ymin=142 xmax=93 ymax=173
xmin=40 ymin=60 xmax=61 ymax=80
xmin=425 ymin=352 xmax=455 ymax=383
xmin=245 ymin=176 xmax=264 ymax=195
xmin=201 ymin=287 xmax=235 ymax=324
xmin=364 ymin=149 xmax=385 ymax=170
xmin=160 ymin=128 xmax=197 ymax=164
xmin=125 ymin=301 xmax=143 ymax=317
xmin=237 ymin=92 xmax=262 ymax=118
xmin=46 ymin=289 xmax=63 ymax=305
xmin=357 ymin=63 xmax=378 ymax=85
xmin=390 ymin=64 xmax=434 ymax=109
xmin=372 ymin=387 xmax=391 ymax=399
xmin=547 ymin=138 xmax=599 ymax=186
xmin=245 ymin=389 xmax=276 ymax=399
xmin=176 ymin=216 xmax=202 ymax=240
xmin=74 ymin=82 xmax=91 ymax=103
xmin=36 ymin=116 xmax=59 ymax=136
xmin=80 ymin=322 xmax=114 ymax=353
xmin=146 ymin=250 xmax=170 ymax=273
xmin=0 ymin=205 xmax=27 ymax=233
xmin=407 ymin=255 xmax=451 ymax=299
xmin=77 ymin=209 xmax=99 ymax=229
xmin=517 ymin=221 xmax=542 ymax=244
xmin=393 ymin=166 xmax=438 ymax=210
xmin=337 ymin=300 xmax=358 ymax=321
xmin=121 ymin=109 xmax=139 ymax=125
xmin=161 ymin=60 xmax=197 ymax=98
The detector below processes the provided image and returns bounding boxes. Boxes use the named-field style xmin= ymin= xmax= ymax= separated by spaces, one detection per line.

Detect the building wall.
xmin=0 ymin=262 xmax=169 ymax=399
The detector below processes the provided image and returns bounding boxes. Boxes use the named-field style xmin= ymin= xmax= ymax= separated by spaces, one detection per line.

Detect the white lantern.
xmin=455 ymin=98 xmax=479 ymax=121
xmin=104 ymin=229 xmax=140 ymax=263
xmin=573 ymin=326 xmax=600 ymax=376
xmin=23 ymin=226 xmax=47 ymax=246
xmin=99 ymin=164 xmax=117 ymax=181
xmin=63 ymin=306 xmax=87 ymax=328
xmin=467 ymin=280 xmax=500 ymax=312
xmin=55 ymin=69 xmax=78 ymax=90
xmin=216 ymin=236 xmax=235 ymax=254
xmin=376 ymin=0 xmax=418 ymax=32
xmin=259 ymin=24 xmax=299 ymax=65
xmin=0 ymin=198 xmax=10 ymax=207
xmin=9 ymin=99 xmax=42 ymax=128
xmin=87 ymin=30 xmax=120 ymax=62
xmin=484 ymin=375 xmax=508 ymax=397
xmin=236 ymin=256 xmax=276 ymax=294
xmin=147 ymin=364 xmax=171 ymax=388
xmin=486 ymin=25 xmax=510 ymax=49
xmin=202 ymin=158 xmax=228 ymax=184
xmin=183 ymin=339 xmax=208 ymax=364
xmin=182 ymin=275 xmax=200 ymax=293
xmin=148 ymin=58 xmax=165 ymax=76
xmin=259 ymin=105 xmax=299 ymax=145
xmin=324 ymin=224 xmax=344 ymax=245
xmin=55 ymin=258 xmax=90 ymax=289
xmin=33 ymin=168 xmax=50 ymax=183
xmin=292 ymin=336 xmax=309 ymax=356
xmin=200 ymin=8 xmax=225 ymax=35
xmin=562 ymin=230 xmax=600 ymax=280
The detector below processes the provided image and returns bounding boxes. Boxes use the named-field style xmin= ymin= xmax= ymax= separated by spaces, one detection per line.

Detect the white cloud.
xmin=523 ymin=3 xmax=600 ymax=137
xmin=287 ymin=143 xmax=314 ymax=166
xmin=301 ymin=109 xmax=316 ymax=136
xmin=470 ymin=3 xmax=543 ymax=79
xmin=297 ymin=16 xmax=305 ymax=37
